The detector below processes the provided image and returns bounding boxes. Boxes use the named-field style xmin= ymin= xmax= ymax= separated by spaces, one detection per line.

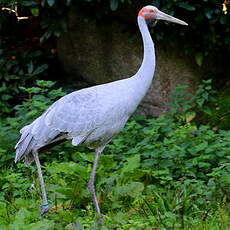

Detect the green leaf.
xmin=21 ymin=0 xmax=37 ymax=6
xmin=33 ymin=64 xmax=48 ymax=75
xmin=175 ymin=85 xmax=189 ymax=91
xmin=36 ymin=80 xmax=55 ymax=88
xmin=195 ymin=142 xmax=208 ymax=152
xmin=198 ymin=162 xmax=211 ymax=168
xmin=66 ymin=0 xmax=72 ymax=6
xmin=47 ymin=0 xmax=55 ymax=7
xmin=126 ymin=182 xmax=144 ymax=197
xmin=48 ymin=88 xmax=65 ymax=99
xmin=185 ymin=112 xmax=196 ymax=123
xmin=24 ymin=87 xmax=41 ymax=94
xmin=41 ymin=0 xmax=46 ymax=7
xmin=34 ymin=101 xmax=47 ymax=109
xmin=195 ymin=53 xmax=203 ymax=66
xmin=197 ymin=98 xmax=205 ymax=107
xmin=110 ymin=0 xmax=119 ymax=11
xmin=177 ymin=2 xmax=196 ymax=11
xmin=121 ymin=154 xmax=140 ymax=174
xmin=28 ymin=219 xmax=55 ymax=230
xmin=205 ymin=10 xmax=212 ymax=19
xmin=40 ymin=31 xmax=52 ymax=43
xmin=30 ymin=8 xmax=39 ymax=16
xmin=115 ymin=182 xmax=144 ymax=198
xmin=27 ymin=61 xmax=34 ymax=74
xmin=222 ymin=175 xmax=230 ymax=184
xmin=79 ymin=152 xmax=94 ymax=162
xmin=216 ymin=151 xmax=226 ymax=157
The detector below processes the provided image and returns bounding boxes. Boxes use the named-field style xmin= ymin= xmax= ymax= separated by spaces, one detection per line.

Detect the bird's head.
xmin=138 ymin=5 xmax=188 ymax=27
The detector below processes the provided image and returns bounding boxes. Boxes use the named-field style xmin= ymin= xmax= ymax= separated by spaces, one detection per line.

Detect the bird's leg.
xmin=32 ymin=149 xmax=49 ymax=216
xmin=87 ymin=147 xmax=104 ymax=215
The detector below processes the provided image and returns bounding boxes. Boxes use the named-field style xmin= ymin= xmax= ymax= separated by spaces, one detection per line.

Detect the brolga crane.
xmin=15 ymin=5 xmax=187 ymax=216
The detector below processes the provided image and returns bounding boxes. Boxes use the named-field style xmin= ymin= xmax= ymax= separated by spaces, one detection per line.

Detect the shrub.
xmin=0 ymin=79 xmax=229 ymax=228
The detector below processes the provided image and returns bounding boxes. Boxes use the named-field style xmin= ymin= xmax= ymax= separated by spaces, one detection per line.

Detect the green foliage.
xmin=0 ymin=74 xmax=229 ymax=228
xmin=0 ymin=49 xmax=48 ymax=116
xmin=15 ymin=80 xmax=65 ymax=124
xmin=206 ymin=86 xmax=230 ymax=129
xmin=0 ymin=79 xmax=230 ymax=228
xmin=1 ymin=0 xmax=229 ymax=64
xmin=168 ymin=79 xmax=216 ymax=124
xmin=159 ymin=0 xmax=230 ymax=66
xmin=168 ymin=79 xmax=230 ymax=129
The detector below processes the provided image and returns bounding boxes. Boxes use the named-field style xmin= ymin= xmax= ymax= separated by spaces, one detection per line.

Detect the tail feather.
xmin=15 ymin=123 xmax=33 ymax=148
xmin=15 ymin=132 xmax=34 ymax=163
xmin=15 ymin=109 xmax=61 ymax=165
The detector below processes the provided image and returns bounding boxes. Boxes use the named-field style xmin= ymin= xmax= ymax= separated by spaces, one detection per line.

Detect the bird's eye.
xmin=149 ymin=9 xmax=155 ymax=13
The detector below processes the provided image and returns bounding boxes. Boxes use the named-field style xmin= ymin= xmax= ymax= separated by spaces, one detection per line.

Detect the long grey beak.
xmin=156 ymin=10 xmax=188 ymax=26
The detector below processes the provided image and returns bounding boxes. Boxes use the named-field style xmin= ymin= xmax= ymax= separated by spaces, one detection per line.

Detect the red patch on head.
xmin=138 ymin=8 xmax=155 ymax=19
xmin=138 ymin=8 xmax=148 ymax=17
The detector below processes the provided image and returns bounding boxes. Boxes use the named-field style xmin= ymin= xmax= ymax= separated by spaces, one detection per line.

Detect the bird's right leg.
xmin=32 ymin=149 xmax=49 ymax=216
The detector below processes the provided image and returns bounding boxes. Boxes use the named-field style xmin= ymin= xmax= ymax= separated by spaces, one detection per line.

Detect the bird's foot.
xmin=40 ymin=203 xmax=49 ymax=216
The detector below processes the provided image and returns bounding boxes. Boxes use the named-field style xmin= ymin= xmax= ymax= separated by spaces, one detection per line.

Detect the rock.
xmin=140 ymin=44 xmax=199 ymax=116
xmin=57 ymin=8 xmax=200 ymax=116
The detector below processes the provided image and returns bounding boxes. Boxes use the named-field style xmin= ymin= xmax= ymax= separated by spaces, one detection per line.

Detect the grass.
xmin=0 ymin=164 xmax=229 ymax=230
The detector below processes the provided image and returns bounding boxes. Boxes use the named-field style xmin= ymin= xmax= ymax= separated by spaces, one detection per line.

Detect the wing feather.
xmin=44 ymin=88 xmax=103 ymax=138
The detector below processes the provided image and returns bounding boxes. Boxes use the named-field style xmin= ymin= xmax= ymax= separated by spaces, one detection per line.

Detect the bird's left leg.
xmin=32 ymin=149 xmax=49 ymax=216
xmin=87 ymin=147 xmax=104 ymax=215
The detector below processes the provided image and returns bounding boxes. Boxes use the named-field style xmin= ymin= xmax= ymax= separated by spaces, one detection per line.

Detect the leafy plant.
xmin=167 ymin=79 xmax=216 ymax=123
xmin=0 ymin=48 xmax=49 ymax=116
xmin=168 ymin=79 xmax=230 ymax=129
xmin=0 ymin=78 xmax=229 ymax=229
xmin=206 ymin=86 xmax=230 ymax=129
xmin=2 ymin=0 xmax=229 ymax=61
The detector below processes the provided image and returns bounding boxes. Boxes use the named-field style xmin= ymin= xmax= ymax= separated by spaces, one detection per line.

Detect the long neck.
xmin=135 ymin=16 xmax=155 ymax=87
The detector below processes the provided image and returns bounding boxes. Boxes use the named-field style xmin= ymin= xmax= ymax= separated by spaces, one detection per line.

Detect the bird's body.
xmin=15 ymin=5 xmax=187 ymax=216
xmin=15 ymin=77 xmax=149 ymax=163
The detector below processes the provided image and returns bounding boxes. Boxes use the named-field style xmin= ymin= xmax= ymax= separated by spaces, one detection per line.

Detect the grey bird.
xmin=15 ymin=5 xmax=187 ymax=216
